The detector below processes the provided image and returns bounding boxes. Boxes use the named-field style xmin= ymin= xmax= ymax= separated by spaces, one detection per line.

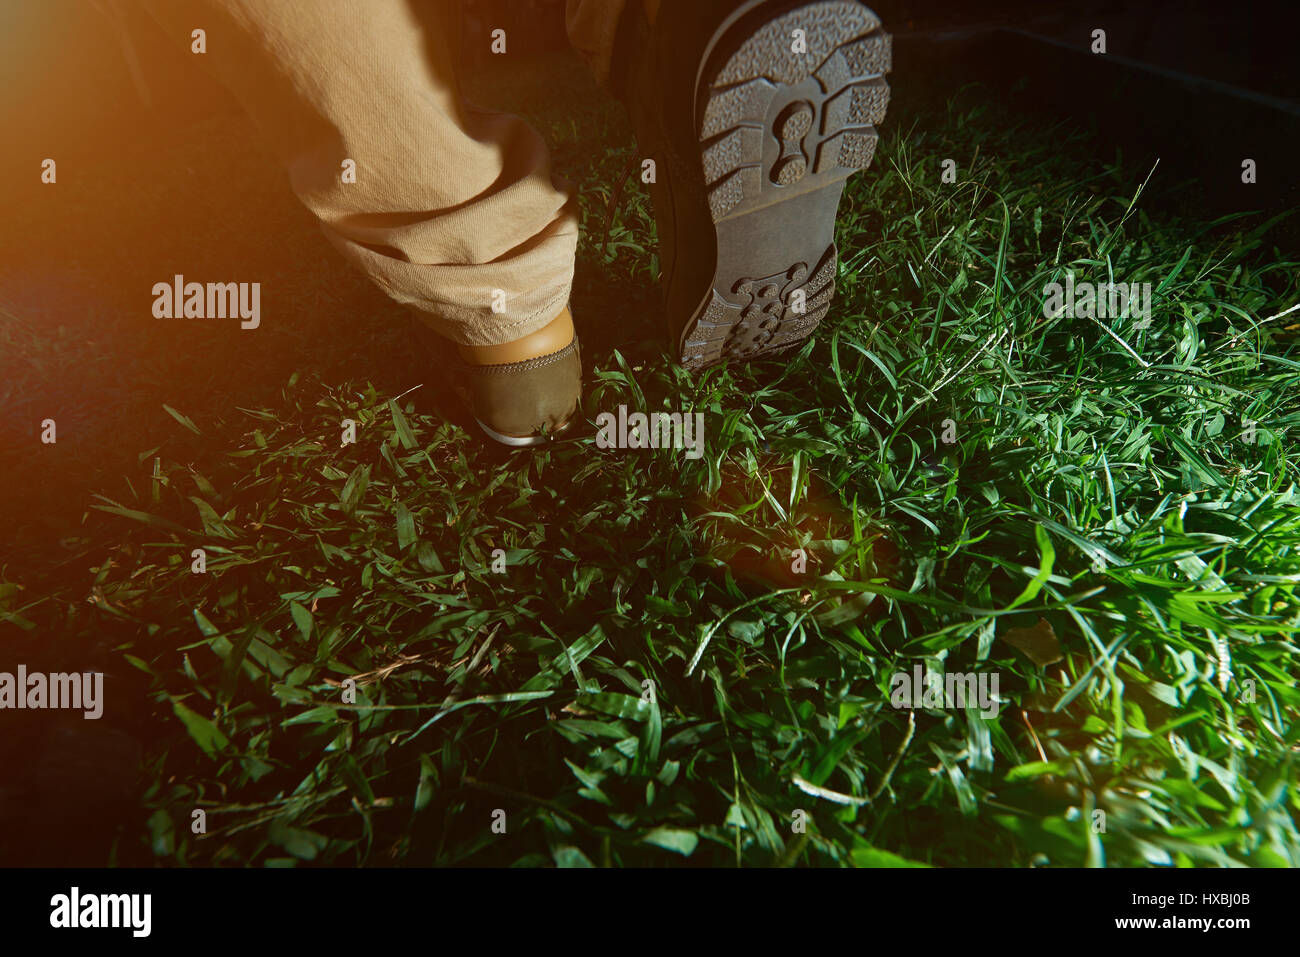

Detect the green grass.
xmin=6 ymin=77 xmax=1299 ymax=867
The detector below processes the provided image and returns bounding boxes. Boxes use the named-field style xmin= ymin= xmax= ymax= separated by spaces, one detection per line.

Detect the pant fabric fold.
xmin=137 ymin=0 xmax=627 ymax=345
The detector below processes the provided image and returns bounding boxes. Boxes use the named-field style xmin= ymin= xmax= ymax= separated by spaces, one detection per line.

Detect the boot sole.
xmin=678 ymin=0 xmax=891 ymax=370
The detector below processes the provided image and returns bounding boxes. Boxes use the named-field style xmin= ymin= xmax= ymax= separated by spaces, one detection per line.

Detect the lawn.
xmin=4 ymin=55 xmax=1298 ymax=868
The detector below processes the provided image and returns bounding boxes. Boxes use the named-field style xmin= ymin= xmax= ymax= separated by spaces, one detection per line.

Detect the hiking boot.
xmin=412 ymin=305 xmax=581 ymax=449
xmin=456 ymin=336 xmax=582 ymax=447
xmin=613 ymin=0 xmax=892 ymax=370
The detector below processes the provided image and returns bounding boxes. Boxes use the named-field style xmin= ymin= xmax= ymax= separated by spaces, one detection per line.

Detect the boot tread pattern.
xmin=681 ymin=1 xmax=890 ymax=370
xmin=682 ymin=244 xmax=838 ymax=365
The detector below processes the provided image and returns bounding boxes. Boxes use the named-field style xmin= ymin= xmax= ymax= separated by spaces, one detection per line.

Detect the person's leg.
xmin=138 ymin=0 xmax=577 ymax=349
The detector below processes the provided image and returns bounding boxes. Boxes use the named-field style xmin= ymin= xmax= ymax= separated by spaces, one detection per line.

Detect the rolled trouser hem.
xmin=321 ymin=227 xmax=577 ymax=347
xmin=404 ymin=283 xmax=573 ymax=347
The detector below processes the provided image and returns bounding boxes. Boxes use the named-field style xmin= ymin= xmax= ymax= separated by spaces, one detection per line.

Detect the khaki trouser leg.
xmin=139 ymin=0 xmax=584 ymax=346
